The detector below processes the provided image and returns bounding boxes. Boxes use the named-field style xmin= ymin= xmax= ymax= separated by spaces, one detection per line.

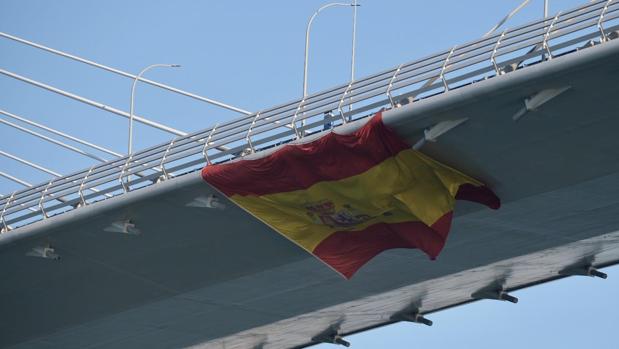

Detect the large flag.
xmin=202 ymin=112 xmax=499 ymax=278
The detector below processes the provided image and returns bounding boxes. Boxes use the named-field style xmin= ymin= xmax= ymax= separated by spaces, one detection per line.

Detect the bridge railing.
xmin=2 ymin=0 xmax=618 ymax=233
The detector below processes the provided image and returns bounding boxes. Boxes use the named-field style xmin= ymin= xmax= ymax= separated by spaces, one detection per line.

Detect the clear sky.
xmin=1 ymin=0 xmax=617 ymax=348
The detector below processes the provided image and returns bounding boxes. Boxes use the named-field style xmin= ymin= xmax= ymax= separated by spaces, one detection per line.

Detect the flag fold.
xmin=202 ymin=112 xmax=499 ymax=278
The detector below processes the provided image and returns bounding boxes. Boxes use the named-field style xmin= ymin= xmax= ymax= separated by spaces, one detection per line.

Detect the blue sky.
xmin=324 ymin=266 xmax=619 ymax=348
xmin=1 ymin=0 xmax=617 ymax=348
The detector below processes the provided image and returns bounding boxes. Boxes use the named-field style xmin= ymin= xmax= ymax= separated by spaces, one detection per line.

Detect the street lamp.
xmin=303 ymin=2 xmax=359 ymax=98
xmin=349 ymin=0 xmax=358 ymax=106
xmin=129 ymin=63 xmax=181 ymax=154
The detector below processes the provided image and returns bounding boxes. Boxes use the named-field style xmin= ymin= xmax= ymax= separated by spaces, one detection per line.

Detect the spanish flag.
xmin=202 ymin=112 xmax=499 ymax=278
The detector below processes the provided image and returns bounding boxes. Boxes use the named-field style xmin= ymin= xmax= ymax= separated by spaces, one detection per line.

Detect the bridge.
xmin=1 ymin=1 xmax=619 ymax=347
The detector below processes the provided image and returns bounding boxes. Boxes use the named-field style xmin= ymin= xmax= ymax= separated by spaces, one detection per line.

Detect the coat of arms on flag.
xmin=202 ymin=111 xmax=500 ymax=278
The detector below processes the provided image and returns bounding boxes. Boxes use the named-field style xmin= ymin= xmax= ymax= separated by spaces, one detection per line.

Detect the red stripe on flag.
xmin=201 ymin=112 xmax=410 ymax=197
xmin=456 ymin=183 xmax=501 ymax=210
xmin=313 ymin=212 xmax=453 ymax=279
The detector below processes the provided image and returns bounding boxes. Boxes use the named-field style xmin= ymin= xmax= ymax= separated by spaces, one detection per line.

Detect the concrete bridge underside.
xmin=1 ymin=39 xmax=619 ymax=348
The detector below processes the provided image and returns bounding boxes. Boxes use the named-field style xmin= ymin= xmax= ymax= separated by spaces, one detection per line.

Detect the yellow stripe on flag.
xmin=229 ymin=149 xmax=482 ymax=251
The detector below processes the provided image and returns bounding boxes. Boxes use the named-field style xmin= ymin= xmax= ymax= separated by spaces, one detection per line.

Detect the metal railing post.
xmin=292 ymin=99 xmax=306 ymax=139
xmin=119 ymin=155 xmax=133 ymax=193
xmin=159 ymin=138 xmax=177 ymax=181
xmin=203 ymin=124 xmax=220 ymax=165
xmin=0 ymin=191 xmax=16 ymax=233
xmin=78 ymin=166 xmax=95 ymax=207
xmin=38 ymin=180 xmax=53 ymax=219
xmin=491 ymin=31 xmax=507 ymax=75
xmin=337 ymin=82 xmax=354 ymax=123
xmin=598 ymin=0 xmax=614 ymax=41
xmin=440 ymin=47 xmax=456 ymax=92
xmin=543 ymin=12 xmax=562 ymax=59
xmin=386 ymin=64 xmax=404 ymax=108
xmin=245 ymin=113 xmax=261 ymax=154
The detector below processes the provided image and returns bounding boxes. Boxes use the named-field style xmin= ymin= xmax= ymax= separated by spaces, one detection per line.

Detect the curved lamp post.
xmin=303 ymin=2 xmax=359 ymax=98
xmin=129 ymin=63 xmax=180 ymax=154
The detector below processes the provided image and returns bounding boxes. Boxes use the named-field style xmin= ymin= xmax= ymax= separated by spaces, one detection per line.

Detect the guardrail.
xmin=2 ymin=0 xmax=618 ymax=233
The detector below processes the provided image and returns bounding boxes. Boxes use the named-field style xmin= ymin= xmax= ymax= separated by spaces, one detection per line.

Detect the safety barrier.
xmin=2 ymin=0 xmax=618 ymax=232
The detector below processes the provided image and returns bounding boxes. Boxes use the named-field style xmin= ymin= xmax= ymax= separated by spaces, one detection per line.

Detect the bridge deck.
xmin=2 ymin=35 xmax=619 ymax=348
